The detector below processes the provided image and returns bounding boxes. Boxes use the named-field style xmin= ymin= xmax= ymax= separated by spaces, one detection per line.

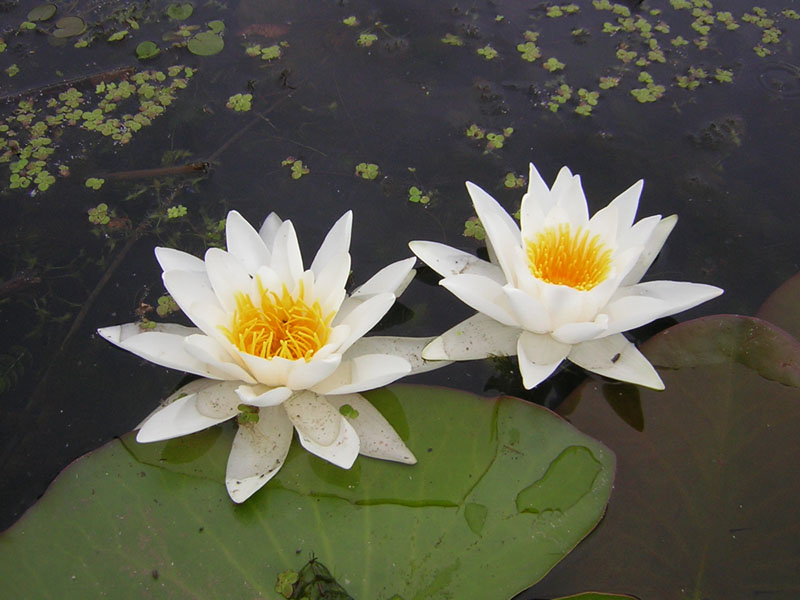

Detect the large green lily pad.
xmin=0 ymin=385 xmax=614 ymax=599
xmin=534 ymin=278 xmax=800 ymax=598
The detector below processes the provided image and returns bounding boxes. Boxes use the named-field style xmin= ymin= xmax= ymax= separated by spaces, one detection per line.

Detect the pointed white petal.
xmin=326 ymin=394 xmax=416 ymax=464
xmin=226 ymin=405 xmax=293 ymax=503
xmin=312 ymin=353 xmax=411 ymax=395
xmin=225 ymin=210 xmax=272 ymax=274
xmin=539 ymin=283 xmax=594 ymax=329
xmin=310 ymin=211 xmax=352 ymax=276
xmin=137 ymin=391 xmax=232 ymax=443
xmin=190 ymin=381 xmax=242 ymax=418
xmin=408 ymin=241 xmax=506 ymax=284
xmin=620 ymin=215 xmax=678 ymax=286
xmin=98 ymin=324 xmax=231 ymax=379
xmin=586 ymin=199 xmax=618 ymax=245
xmin=606 ymin=179 xmax=643 ymax=231
xmin=503 ymin=285 xmax=551 ymax=333
xmin=287 ymin=355 xmax=343 ymax=390
xmin=351 ymin=257 xmax=417 ymax=297
xmin=440 ymin=274 xmax=519 ymax=327
xmin=466 ymin=182 xmax=520 ymax=284
xmin=343 ymin=335 xmax=450 ymax=375
xmin=234 ymin=384 xmax=293 ymax=407
xmin=155 ymin=247 xmax=205 ymax=272
xmin=258 ymin=212 xmax=283 ymax=250
xmin=313 ymin=252 xmax=350 ymax=313
xmin=204 ymin=248 xmax=254 ymax=313
xmin=270 ymin=220 xmax=304 ymax=288
xmin=516 ymin=331 xmax=570 ymax=389
xmin=421 ymin=313 xmax=520 ymax=360
xmin=184 ymin=334 xmax=257 ymax=382
xmin=239 ymin=352 xmax=293 ymax=387
xmin=335 ymin=292 xmax=396 ymax=353
xmin=568 ymin=334 xmax=664 ymax=390
xmin=524 ymin=162 xmax=556 ymax=214
xmin=162 ymin=269 xmax=220 ymax=317
xmin=605 ymin=280 xmax=724 ymax=335
xmin=558 ymin=174 xmax=590 ymax=225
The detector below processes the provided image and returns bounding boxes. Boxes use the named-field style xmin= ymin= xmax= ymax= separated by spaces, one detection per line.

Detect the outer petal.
xmin=517 ymin=331 xmax=570 ymax=389
xmin=551 ymin=315 xmax=609 ymax=345
xmin=184 ymin=334 xmax=257 ymax=382
xmin=310 ymin=211 xmax=352 ymax=276
xmin=440 ymin=274 xmax=519 ymax=327
xmin=620 ymin=214 xmax=678 ymax=286
xmin=343 ymin=335 xmax=450 ymax=375
xmin=313 ymin=251 xmax=350 ymax=313
xmin=285 ymin=392 xmax=360 ymax=468
xmin=225 ymin=405 xmax=293 ymax=503
xmin=326 ymin=394 xmax=416 ymax=464
xmin=97 ymin=323 xmax=231 ymax=380
xmin=204 ymin=248 xmax=254 ymax=313
xmin=408 ymin=241 xmax=505 ymax=284
xmin=556 ymin=174 xmax=590 ymax=226
xmin=604 ymin=179 xmax=643 ymax=232
xmin=270 ymin=220 xmax=304 ymax=289
xmin=351 ymin=257 xmax=417 ymax=297
xmin=503 ymin=285 xmax=551 ymax=333
xmin=311 ymin=354 xmax=411 ymax=395
xmin=162 ymin=270 xmax=223 ymax=332
xmin=422 ymin=313 xmax=521 ymax=361
xmin=604 ymin=280 xmax=724 ymax=335
xmin=467 ymin=182 xmax=520 ymax=284
xmin=523 ymin=162 xmax=557 ymax=214
xmin=568 ymin=333 xmax=664 ymax=390
xmin=137 ymin=387 xmax=234 ymax=443
xmin=225 ymin=210 xmax=272 ymax=274
xmin=155 ymin=247 xmax=205 ymax=272
xmin=334 ymin=292 xmax=396 ymax=353
xmin=286 ymin=354 xmax=343 ymax=390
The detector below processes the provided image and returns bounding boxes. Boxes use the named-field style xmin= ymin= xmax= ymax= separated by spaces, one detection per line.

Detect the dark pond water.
xmin=1 ymin=0 xmax=798 ymax=597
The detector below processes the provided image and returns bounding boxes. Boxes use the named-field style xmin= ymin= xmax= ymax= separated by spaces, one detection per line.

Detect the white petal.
xmin=204 ymin=248 xmax=254 ymax=313
xmin=586 ymin=199 xmax=618 ymax=245
xmin=270 ymin=220 xmax=304 ymax=288
xmin=137 ymin=390 xmax=232 ymax=443
xmin=313 ymin=252 xmax=350 ymax=313
xmin=312 ymin=353 xmax=411 ymax=395
xmin=226 ymin=405 xmax=293 ymax=503
xmin=440 ymin=274 xmax=519 ymax=327
xmin=517 ymin=331 xmax=570 ymax=389
xmin=422 ymin=313 xmax=520 ymax=360
xmin=258 ymin=212 xmax=283 ymax=250
xmin=155 ymin=247 xmax=205 ymax=272
xmin=620 ymin=214 xmax=677 ymax=286
xmin=351 ymin=257 xmax=417 ymax=297
xmin=335 ymin=292 xmax=396 ymax=353
xmin=234 ymin=384 xmax=293 ymax=407
xmin=192 ymin=381 xmax=242 ymax=418
xmin=557 ymin=174 xmax=589 ymax=225
xmin=551 ymin=315 xmax=609 ymax=345
xmin=184 ymin=334 xmax=257 ymax=382
xmin=284 ymin=391 xmax=342 ymax=445
xmin=287 ymin=355 xmax=343 ymax=390
xmin=605 ymin=280 xmax=724 ymax=335
xmin=568 ymin=334 xmax=664 ymax=390
xmin=503 ymin=285 xmax=551 ymax=333
xmin=239 ymin=352 xmax=293 ymax=387
xmin=408 ymin=241 xmax=506 ymax=284
xmin=326 ymin=394 xmax=416 ymax=464
xmin=549 ymin=166 xmax=576 ymax=207
xmin=524 ymin=162 xmax=557 ymax=214
xmin=466 ymin=182 xmax=520 ymax=284
xmin=98 ymin=324 xmax=231 ymax=380
xmin=162 ymin=269 xmax=220 ymax=316
xmin=344 ymin=335 xmax=450 ymax=375
xmin=606 ymin=179 xmax=643 ymax=231
xmin=310 ymin=211 xmax=352 ymax=276
xmin=225 ymin=210 xmax=272 ymax=274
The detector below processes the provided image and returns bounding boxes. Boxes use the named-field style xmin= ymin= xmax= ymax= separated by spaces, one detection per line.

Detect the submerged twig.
xmin=0 ymin=66 xmax=136 ymax=104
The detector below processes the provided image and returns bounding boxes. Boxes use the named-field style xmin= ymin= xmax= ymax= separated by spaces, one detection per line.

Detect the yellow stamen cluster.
xmin=221 ymin=280 xmax=333 ymax=361
xmin=525 ymin=224 xmax=612 ymax=291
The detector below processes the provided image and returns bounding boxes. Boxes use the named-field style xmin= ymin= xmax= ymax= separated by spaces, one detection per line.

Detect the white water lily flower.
xmin=99 ymin=210 xmax=439 ymax=503
xmin=410 ymin=162 xmax=723 ymax=391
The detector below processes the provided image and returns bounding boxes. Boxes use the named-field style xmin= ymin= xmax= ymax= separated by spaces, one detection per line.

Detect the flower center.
xmin=221 ymin=280 xmax=333 ymax=361
xmin=525 ymin=224 xmax=612 ymax=291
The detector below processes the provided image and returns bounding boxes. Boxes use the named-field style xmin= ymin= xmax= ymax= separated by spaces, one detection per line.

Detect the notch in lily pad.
xmin=167 ymin=3 xmax=193 ymax=21
xmin=52 ymin=16 xmax=86 ymax=38
xmin=136 ymin=41 xmax=160 ymax=60
xmin=188 ymin=31 xmax=224 ymax=56
xmin=28 ymin=4 xmax=57 ymax=22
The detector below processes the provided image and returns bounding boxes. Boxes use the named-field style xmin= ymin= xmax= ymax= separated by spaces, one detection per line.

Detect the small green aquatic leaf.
xmin=187 ymin=31 xmax=224 ymax=56
xmin=85 ymin=178 xmax=105 ymax=191
xmin=27 ymin=4 xmax=57 ymax=22
xmin=357 ymin=33 xmax=377 ymax=47
xmin=5 ymin=64 xmax=19 ymax=77
xmin=354 ymin=162 xmax=379 ymax=179
xmin=107 ymin=30 xmax=129 ymax=42
xmin=225 ymin=93 xmax=252 ymax=112
xmin=516 ymin=446 xmax=602 ymax=514
xmin=52 ymin=16 xmax=85 ymax=38
xmin=342 ymin=16 xmax=359 ymax=27
xmin=136 ymin=41 xmax=160 ymax=59
xmin=167 ymin=2 xmax=193 ymax=20
xmin=207 ymin=20 xmax=225 ymax=34
xmin=441 ymin=33 xmax=463 ymax=46
xmin=477 ymin=44 xmax=498 ymax=60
